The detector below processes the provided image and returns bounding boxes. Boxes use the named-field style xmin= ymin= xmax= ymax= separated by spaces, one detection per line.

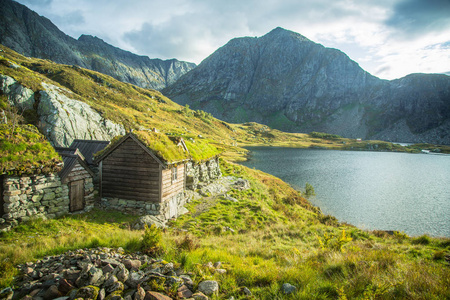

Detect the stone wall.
xmin=96 ymin=198 xmax=161 ymax=216
xmin=0 ymin=174 xmax=69 ymax=232
xmin=185 ymin=157 xmax=221 ymax=190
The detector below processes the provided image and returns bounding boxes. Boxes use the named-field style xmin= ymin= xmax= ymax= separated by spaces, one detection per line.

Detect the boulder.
xmin=281 ymin=283 xmax=297 ymax=294
xmin=197 ymin=280 xmax=219 ymax=296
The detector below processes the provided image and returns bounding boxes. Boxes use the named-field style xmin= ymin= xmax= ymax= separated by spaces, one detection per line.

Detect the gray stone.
xmin=113 ymin=264 xmax=129 ymax=283
xmin=38 ymin=82 xmax=125 ymax=147
xmin=197 ymin=280 xmax=219 ymax=296
xmin=281 ymin=283 xmax=297 ymax=294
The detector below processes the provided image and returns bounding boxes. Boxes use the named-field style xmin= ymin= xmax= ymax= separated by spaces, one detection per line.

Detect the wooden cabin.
xmin=94 ymin=132 xmax=189 ymax=219
xmin=55 ymin=148 xmax=95 ymax=212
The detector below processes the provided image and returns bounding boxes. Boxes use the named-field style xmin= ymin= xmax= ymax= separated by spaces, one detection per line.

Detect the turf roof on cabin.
xmin=95 ymin=130 xmax=221 ymax=164
xmin=0 ymin=124 xmax=63 ymax=176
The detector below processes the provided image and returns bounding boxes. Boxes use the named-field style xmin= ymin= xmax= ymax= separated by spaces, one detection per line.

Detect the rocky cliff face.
xmin=164 ymin=28 xmax=450 ymax=144
xmin=0 ymin=75 xmax=125 ymax=147
xmin=0 ymin=0 xmax=196 ymax=90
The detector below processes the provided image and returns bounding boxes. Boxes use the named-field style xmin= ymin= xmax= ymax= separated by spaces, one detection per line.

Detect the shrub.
xmin=305 ymin=182 xmax=315 ymax=197
xmin=141 ymin=224 xmax=164 ymax=256
xmin=411 ymin=234 xmax=431 ymax=245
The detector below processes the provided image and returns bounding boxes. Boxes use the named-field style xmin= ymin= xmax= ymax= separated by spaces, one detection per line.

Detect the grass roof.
xmin=0 ymin=124 xmax=62 ymax=176
xmin=95 ymin=130 xmax=222 ymax=164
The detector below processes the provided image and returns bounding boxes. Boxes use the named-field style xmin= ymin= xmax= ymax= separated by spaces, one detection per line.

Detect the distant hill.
xmin=163 ymin=27 xmax=450 ymax=144
xmin=0 ymin=0 xmax=196 ymax=90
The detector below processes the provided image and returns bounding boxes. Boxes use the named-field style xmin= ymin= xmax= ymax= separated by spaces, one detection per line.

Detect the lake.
xmin=239 ymin=147 xmax=450 ymax=237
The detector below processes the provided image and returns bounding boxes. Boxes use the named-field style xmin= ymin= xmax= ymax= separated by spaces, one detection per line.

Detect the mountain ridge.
xmin=0 ymin=0 xmax=196 ymax=90
xmin=163 ymin=27 xmax=450 ymax=144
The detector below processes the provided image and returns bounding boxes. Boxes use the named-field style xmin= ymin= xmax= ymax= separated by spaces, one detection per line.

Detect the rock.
xmin=215 ymin=269 xmax=227 ymax=274
xmin=38 ymin=82 xmax=126 ymax=147
xmin=104 ymin=275 xmax=124 ymax=294
xmin=132 ymin=215 xmax=167 ymax=230
xmin=0 ymin=287 xmax=13 ymax=300
xmin=197 ymin=280 xmax=219 ymax=296
xmin=58 ymin=279 xmax=75 ymax=295
xmin=192 ymin=292 xmax=209 ymax=300
xmin=102 ymin=264 xmax=115 ymax=274
xmin=177 ymin=285 xmax=193 ymax=298
xmin=43 ymin=285 xmax=61 ymax=300
xmin=98 ymin=288 xmax=106 ymax=300
xmin=75 ymin=285 xmax=100 ymax=299
xmin=143 ymin=291 xmax=172 ymax=300
xmin=179 ymin=275 xmax=194 ymax=289
xmin=134 ymin=287 xmax=146 ymax=300
xmin=112 ymin=264 xmax=129 ymax=283
xmin=281 ymin=283 xmax=297 ymax=294
xmin=0 ymin=75 xmax=35 ymax=110
xmin=123 ymin=260 xmax=141 ymax=271
xmin=241 ymin=287 xmax=252 ymax=296
xmin=125 ymin=271 xmax=144 ymax=289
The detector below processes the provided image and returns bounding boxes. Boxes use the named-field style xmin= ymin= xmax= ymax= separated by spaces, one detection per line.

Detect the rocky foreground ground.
xmin=0 ymin=247 xmax=227 ymax=300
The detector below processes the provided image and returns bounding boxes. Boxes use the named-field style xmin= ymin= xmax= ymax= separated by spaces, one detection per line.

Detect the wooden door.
xmin=69 ymin=180 xmax=84 ymax=212
xmin=0 ymin=176 xmax=4 ymax=217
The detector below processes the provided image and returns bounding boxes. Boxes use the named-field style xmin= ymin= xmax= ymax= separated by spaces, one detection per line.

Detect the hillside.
xmin=0 ymin=160 xmax=449 ymax=299
xmin=163 ymin=27 xmax=450 ymax=145
xmin=0 ymin=0 xmax=196 ymax=90
xmin=4 ymin=44 xmax=445 ymax=159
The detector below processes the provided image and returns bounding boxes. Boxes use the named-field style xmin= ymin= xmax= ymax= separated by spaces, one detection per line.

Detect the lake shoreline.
xmin=238 ymin=147 xmax=450 ymax=238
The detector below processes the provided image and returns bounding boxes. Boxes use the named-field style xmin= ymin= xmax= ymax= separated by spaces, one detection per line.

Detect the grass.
xmin=0 ymin=124 xmax=62 ymax=175
xmin=1 ymin=161 xmax=449 ymax=298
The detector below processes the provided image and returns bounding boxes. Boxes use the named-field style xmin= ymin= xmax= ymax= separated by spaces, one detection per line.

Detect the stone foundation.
xmin=97 ymin=197 xmax=161 ymax=216
xmin=0 ymin=174 xmax=69 ymax=232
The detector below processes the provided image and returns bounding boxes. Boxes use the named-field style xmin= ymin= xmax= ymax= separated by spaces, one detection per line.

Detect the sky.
xmin=16 ymin=0 xmax=450 ymax=80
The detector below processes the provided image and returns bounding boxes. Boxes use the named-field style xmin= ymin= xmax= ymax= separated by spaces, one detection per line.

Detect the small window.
xmin=172 ymin=167 xmax=177 ymax=183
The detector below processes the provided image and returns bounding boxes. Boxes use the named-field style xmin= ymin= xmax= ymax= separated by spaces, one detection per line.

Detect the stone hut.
xmin=94 ymin=131 xmax=221 ymax=220
xmin=55 ymin=148 xmax=95 ymax=212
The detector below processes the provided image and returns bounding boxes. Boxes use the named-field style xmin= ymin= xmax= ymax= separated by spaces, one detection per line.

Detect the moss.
xmin=96 ymin=131 xmax=221 ymax=164
xmin=0 ymin=124 xmax=62 ymax=176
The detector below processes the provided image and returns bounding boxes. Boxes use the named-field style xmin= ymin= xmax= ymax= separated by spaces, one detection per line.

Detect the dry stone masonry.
xmin=0 ymin=175 xmax=68 ymax=232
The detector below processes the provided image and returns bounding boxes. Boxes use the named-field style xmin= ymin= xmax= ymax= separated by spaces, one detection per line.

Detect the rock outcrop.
xmin=38 ymin=83 xmax=125 ymax=147
xmin=0 ymin=0 xmax=196 ymax=90
xmin=163 ymin=27 xmax=450 ymax=144
xmin=0 ymin=75 xmax=125 ymax=147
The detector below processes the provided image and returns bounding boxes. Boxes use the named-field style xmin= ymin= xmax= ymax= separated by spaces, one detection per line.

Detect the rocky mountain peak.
xmin=164 ymin=28 xmax=450 ymax=144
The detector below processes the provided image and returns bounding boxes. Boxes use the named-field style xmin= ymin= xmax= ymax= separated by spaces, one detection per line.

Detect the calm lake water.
xmin=239 ymin=147 xmax=450 ymax=237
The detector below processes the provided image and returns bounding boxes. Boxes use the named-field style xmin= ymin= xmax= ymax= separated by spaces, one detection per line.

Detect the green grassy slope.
xmin=0 ymin=160 xmax=448 ymax=298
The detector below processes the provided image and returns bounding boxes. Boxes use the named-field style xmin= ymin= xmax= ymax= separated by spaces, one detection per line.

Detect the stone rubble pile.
xmin=3 ymin=248 xmax=224 ymax=300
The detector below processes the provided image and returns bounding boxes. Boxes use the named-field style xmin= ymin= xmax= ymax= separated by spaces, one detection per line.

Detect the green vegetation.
xmin=1 ymin=44 xmax=449 ymax=298
xmin=0 ymin=124 xmax=62 ymax=176
xmin=0 ymin=161 xmax=448 ymax=298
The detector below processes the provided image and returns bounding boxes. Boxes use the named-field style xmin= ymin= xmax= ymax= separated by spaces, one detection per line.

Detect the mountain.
xmin=163 ymin=27 xmax=450 ymax=144
xmin=0 ymin=0 xmax=196 ymax=90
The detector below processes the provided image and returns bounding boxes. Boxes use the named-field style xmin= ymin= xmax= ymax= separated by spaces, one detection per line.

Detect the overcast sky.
xmin=16 ymin=0 xmax=450 ymax=80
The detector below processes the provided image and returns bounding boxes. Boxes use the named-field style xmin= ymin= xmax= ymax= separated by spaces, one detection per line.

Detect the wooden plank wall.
xmin=161 ymin=163 xmax=185 ymax=203
xmin=102 ymin=138 xmax=161 ymax=202
xmin=64 ymin=162 xmax=91 ymax=184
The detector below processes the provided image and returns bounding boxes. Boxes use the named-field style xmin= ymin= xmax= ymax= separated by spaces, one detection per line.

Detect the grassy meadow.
xmin=1 ymin=160 xmax=449 ymax=299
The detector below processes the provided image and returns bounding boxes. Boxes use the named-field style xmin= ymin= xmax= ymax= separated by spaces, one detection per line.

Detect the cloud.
xmin=385 ymin=0 xmax=450 ymax=39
